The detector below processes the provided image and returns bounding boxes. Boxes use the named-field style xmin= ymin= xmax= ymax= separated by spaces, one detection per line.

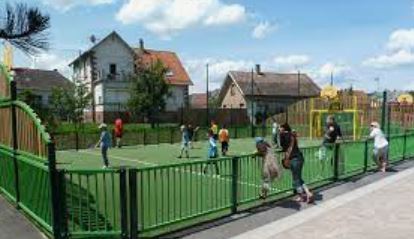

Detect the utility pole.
xmin=330 ymin=71 xmax=334 ymax=86
xmin=206 ymin=64 xmax=209 ymax=127
xmin=297 ymin=70 xmax=301 ymax=96
xmin=251 ymin=68 xmax=254 ymax=137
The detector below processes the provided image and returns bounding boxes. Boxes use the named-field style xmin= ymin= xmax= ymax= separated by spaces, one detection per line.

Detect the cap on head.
xmin=255 ymin=137 xmax=264 ymax=145
xmin=370 ymin=121 xmax=380 ymax=128
xmin=98 ymin=123 xmax=107 ymax=129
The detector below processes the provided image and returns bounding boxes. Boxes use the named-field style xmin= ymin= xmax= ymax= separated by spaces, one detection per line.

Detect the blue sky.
xmin=5 ymin=0 xmax=414 ymax=92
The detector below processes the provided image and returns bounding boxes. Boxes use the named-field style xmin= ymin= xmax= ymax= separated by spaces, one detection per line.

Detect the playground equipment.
xmin=310 ymin=86 xmax=362 ymax=140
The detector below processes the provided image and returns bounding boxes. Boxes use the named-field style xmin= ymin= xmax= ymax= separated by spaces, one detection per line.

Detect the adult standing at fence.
xmin=279 ymin=123 xmax=314 ymax=203
xmin=369 ymin=122 xmax=389 ymax=172
xmin=114 ymin=117 xmax=123 ymax=148
xmin=256 ymin=137 xmax=281 ymax=199
xmin=96 ymin=123 xmax=111 ymax=168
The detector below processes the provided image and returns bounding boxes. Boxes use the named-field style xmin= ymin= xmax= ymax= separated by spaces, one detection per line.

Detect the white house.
xmin=69 ymin=31 xmax=192 ymax=123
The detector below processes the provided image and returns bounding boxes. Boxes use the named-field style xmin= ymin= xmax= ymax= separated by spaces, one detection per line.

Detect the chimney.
xmin=255 ymin=64 xmax=262 ymax=75
xmin=139 ymin=38 xmax=144 ymax=50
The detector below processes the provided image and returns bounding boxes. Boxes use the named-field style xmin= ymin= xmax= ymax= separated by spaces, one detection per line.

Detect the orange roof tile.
xmin=135 ymin=49 xmax=192 ymax=86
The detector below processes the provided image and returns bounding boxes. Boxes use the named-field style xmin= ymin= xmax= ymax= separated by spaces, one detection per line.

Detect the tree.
xmin=49 ymin=79 xmax=92 ymax=131
xmin=0 ymin=3 xmax=50 ymax=55
xmin=128 ymin=59 xmax=170 ymax=128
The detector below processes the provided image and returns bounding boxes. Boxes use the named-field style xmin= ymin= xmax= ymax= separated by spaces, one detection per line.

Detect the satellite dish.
xmin=90 ymin=35 xmax=97 ymax=44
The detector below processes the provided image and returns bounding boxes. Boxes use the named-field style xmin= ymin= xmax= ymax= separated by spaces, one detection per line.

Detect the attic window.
xmin=230 ymin=83 xmax=236 ymax=96
xmin=110 ymin=64 xmax=117 ymax=75
xmin=166 ymin=69 xmax=174 ymax=77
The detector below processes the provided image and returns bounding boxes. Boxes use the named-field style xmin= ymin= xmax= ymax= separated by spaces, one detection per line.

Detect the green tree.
xmin=0 ymin=3 xmax=50 ymax=55
xmin=128 ymin=59 xmax=170 ymax=128
xmin=49 ymin=79 xmax=92 ymax=132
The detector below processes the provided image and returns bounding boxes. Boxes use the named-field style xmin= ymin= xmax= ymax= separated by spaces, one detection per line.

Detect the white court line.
xmin=75 ymin=150 xmax=281 ymax=192
xmin=231 ymin=165 xmax=414 ymax=239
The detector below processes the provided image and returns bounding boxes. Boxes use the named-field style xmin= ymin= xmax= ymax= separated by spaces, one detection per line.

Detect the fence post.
xmin=143 ymin=129 xmax=146 ymax=146
xmin=333 ymin=143 xmax=339 ymax=181
xmin=10 ymin=81 xmax=20 ymax=205
xmin=129 ymin=169 xmax=139 ymax=239
xmin=170 ymin=127 xmax=174 ymax=144
xmin=364 ymin=140 xmax=368 ymax=173
xmin=235 ymin=126 xmax=238 ymax=139
xmin=119 ymin=168 xmax=129 ymax=239
xmin=231 ymin=157 xmax=239 ymax=214
xmin=381 ymin=91 xmax=387 ymax=132
xmin=403 ymin=130 xmax=407 ymax=160
xmin=75 ymin=131 xmax=79 ymax=151
xmin=48 ymin=142 xmax=62 ymax=239
xmin=57 ymin=170 xmax=68 ymax=238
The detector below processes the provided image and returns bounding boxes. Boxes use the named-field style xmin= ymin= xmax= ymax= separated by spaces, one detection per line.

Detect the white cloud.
xmin=252 ymin=21 xmax=277 ymax=39
xmin=387 ymin=28 xmax=414 ymax=50
xmin=116 ymin=0 xmax=246 ymax=38
xmin=272 ymin=55 xmax=310 ymax=70
xmin=42 ymin=0 xmax=115 ymax=11
xmin=33 ymin=53 xmax=72 ymax=78
xmin=363 ymin=50 xmax=414 ymax=69
xmin=317 ymin=62 xmax=351 ymax=79
xmin=184 ymin=58 xmax=252 ymax=93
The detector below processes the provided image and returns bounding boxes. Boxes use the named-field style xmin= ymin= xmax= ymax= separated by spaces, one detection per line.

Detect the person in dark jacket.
xmin=279 ymin=123 xmax=313 ymax=203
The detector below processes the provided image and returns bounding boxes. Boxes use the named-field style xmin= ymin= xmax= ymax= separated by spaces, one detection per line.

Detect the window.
xmin=110 ymin=64 xmax=117 ymax=75
xmin=166 ymin=69 xmax=174 ymax=77
xmin=230 ymin=83 xmax=236 ymax=96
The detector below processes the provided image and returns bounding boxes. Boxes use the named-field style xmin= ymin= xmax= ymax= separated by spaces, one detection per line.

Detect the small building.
xmin=12 ymin=68 xmax=73 ymax=107
xmin=69 ymin=31 xmax=192 ymax=123
xmin=218 ymin=65 xmax=320 ymax=123
xmin=190 ymin=93 xmax=207 ymax=109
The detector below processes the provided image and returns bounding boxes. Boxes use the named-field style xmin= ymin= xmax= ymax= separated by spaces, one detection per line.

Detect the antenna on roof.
xmin=90 ymin=35 xmax=97 ymax=44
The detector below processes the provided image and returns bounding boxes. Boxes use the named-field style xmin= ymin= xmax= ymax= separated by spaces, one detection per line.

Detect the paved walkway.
xmin=233 ymin=165 xmax=414 ymax=239
xmin=175 ymin=161 xmax=414 ymax=239
xmin=0 ymin=196 xmax=45 ymax=239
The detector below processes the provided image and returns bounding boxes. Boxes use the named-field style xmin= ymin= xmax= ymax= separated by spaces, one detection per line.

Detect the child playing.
xmin=255 ymin=137 xmax=281 ymax=199
xmin=203 ymin=129 xmax=219 ymax=174
xmin=219 ymin=125 xmax=230 ymax=156
xmin=178 ymin=125 xmax=190 ymax=159
xmin=96 ymin=123 xmax=111 ymax=168
xmin=114 ymin=117 xmax=123 ymax=148
xmin=369 ymin=122 xmax=389 ymax=172
xmin=211 ymin=120 xmax=219 ymax=140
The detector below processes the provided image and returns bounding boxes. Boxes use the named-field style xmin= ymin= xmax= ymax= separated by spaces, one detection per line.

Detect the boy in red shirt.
xmin=114 ymin=117 xmax=123 ymax=148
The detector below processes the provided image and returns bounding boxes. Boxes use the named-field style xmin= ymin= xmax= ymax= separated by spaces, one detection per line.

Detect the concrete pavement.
xmin=0 ymin=196 xmax=46 ymax=239
xmin=232 ymin=165 xmax=414 ymax=239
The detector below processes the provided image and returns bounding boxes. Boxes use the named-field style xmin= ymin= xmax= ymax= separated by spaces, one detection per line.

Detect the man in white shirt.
xmin=369 ymin=122 xmax=388 ymax=172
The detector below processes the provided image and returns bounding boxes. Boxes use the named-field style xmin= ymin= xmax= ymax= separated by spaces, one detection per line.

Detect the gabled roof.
xmin=69 ymin=31 xmax=135 ymax=66
xmin=13 ymin=68 xmax=73 ymax=91
xmin=134 ymin=48 xmax=193 ymax=86
xmin=219 ymin=71 xmax=320 ymax=102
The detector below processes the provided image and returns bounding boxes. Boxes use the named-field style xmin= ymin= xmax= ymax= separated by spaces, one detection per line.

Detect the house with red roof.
xmin=69 ymin=31 xmax=192 ymax=123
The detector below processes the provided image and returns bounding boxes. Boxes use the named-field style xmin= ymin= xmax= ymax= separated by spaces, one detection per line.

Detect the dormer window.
xmin=166 ymin=69 xmax=174 ymax=77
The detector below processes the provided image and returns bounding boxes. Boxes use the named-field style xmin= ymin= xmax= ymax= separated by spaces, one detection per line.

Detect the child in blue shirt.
xmin=96 ymin=123 xmax=111 ymax=168
xmin=203 ymin=129 xmax=219 ymax=174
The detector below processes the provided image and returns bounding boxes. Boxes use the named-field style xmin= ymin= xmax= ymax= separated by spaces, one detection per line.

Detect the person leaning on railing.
xmin=368 ymin=122 xmax=389 ymax=172
xmin=279 ymin=123 xmax=314 ymax=203
xmin=255 ymin=137 xmax=281 ymax=199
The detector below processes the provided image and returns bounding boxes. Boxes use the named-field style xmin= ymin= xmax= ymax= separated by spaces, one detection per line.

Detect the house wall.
xmin=17 ymin=89 xmax=50 ymax=106
xmin=166 ymin=85 xmax=188 ymax=111
xmin=221 ymin=82 xmax=247 ymax=109
xmin=93 ymin=35 xmax=135 ymax=81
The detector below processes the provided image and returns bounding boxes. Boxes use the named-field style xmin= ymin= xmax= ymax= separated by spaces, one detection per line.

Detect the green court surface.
xmin=56 ymin=137 xmax=322 ymax=170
